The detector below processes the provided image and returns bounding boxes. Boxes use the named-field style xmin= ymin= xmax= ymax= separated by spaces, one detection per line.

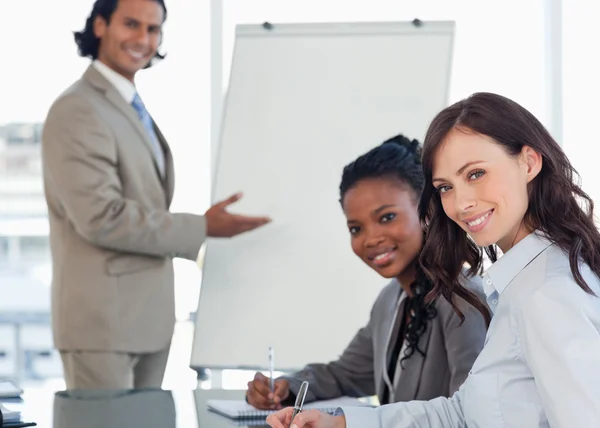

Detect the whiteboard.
xmin=191 ymin=21 xmax=455 ymax=371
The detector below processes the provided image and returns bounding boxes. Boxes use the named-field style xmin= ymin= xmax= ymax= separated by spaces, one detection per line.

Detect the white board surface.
xmin=191 ymin=21 xmax=455 ymax=371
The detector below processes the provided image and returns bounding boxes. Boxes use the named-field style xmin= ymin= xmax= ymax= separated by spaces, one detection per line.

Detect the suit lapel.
xmin=82 ymin=65 xmax=166 ymax=185
xmin=393 ymin=317 xmax=433 ymax=401
xmin=378 ymin=288 xmax=404 ymax=400
xmin=153 ymin=124 xmax=175 ymax=204
xmin=380 ymin=286 xmax=434 ymax=402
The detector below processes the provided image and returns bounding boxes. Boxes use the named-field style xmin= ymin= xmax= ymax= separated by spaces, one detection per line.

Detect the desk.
xmin=7 ymin=388 xmax=267 ymax=428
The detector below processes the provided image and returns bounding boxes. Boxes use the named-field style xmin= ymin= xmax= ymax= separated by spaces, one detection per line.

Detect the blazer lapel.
xmin=393 ymin=317 xmax=433 ymax=402
xmin=153 ymin=124 xmax=175 ymax=204
xmin=378 ymin=288 xmax=405 ymax=400
xmin=82 ymin=65 xmax=165 ymax=181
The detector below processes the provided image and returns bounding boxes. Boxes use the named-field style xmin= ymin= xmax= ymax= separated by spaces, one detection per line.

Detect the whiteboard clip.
xmin=262 ymin=21 xmax=274 ymax=30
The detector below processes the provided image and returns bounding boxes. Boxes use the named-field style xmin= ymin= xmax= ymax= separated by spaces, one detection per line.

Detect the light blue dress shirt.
xmin=340 ymin=231 xmax=600 ymax=427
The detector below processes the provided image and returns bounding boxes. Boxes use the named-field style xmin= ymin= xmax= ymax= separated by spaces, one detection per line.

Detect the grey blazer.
xmin=282 ymin=274 xmax=487 ymax=404
xmin=42 ymin=65 xmax=206 ymax=353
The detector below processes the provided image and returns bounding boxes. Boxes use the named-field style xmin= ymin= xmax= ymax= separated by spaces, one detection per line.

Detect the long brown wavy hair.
xmin=418 ymin=92 xmax=600 ymax=325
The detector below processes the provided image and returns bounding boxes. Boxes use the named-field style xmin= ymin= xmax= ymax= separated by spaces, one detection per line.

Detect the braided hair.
xmin=339 ymin=134 xmax=437 ymax=366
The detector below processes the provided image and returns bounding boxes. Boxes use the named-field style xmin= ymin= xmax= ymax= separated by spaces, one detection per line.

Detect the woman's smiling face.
xmin=431 ymin=128 xmax=541 ymax=251
xmin=342 ymin=177 xmax=423 ymax=280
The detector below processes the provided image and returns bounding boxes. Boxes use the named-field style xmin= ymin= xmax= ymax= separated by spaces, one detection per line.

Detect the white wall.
xmin=562 ymin=1 xmax=600 ymax=206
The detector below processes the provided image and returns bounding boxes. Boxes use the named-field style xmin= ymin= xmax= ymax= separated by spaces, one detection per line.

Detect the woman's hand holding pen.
xmin=246 ymin=372 xmax=290 ymax=409
xmin=264 ymin=380 xmax=345 ymax=428
xmin=266 ymin=408 xmax=346 ymax=428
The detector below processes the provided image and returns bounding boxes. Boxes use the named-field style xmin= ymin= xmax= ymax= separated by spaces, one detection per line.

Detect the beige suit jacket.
xmin=42 ymin=65 xmax=206 ymax=353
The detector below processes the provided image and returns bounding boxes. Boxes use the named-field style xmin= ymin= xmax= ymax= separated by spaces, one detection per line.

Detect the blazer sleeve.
xmin=438 ymin=275 xmax=488 ymax=393
xmin=42 ymin=94 xmax=206 ymax=261
xmin=281 ymin=289 xmax=389 ymax=402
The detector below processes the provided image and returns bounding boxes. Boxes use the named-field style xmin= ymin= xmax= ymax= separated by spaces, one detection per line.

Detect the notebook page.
xmin=207 ymin=396 xmax=371 ymax=419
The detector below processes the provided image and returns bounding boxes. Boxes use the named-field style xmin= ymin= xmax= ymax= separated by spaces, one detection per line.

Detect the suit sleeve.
xmin=281 ymin=296 xmax=382 ymax=402
xmin=42 ymin=94 xmax=206 ymax=260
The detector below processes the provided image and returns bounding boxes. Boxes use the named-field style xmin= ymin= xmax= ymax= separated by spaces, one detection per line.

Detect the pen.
xmin=268 ymin=346 xmax=275 ymax=393
xmin=290 ymin=381 xmax=309 ymax=425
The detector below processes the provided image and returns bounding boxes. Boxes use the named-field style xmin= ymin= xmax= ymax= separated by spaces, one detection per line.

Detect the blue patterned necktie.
xmin=131 ymin=93 xmax=166 ymax=177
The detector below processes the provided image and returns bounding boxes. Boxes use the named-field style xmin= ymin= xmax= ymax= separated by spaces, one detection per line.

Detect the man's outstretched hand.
xmin=205 ymin=192 xmax=271 ymax=237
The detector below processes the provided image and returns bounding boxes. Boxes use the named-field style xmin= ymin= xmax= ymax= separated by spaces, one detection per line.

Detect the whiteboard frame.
xmin=235 ymin=20 xmax=456 ymax=36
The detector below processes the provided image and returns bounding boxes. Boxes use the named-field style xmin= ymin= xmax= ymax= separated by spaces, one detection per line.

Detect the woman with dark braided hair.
xmin=247 ymin=134 xmax=488 ymax=410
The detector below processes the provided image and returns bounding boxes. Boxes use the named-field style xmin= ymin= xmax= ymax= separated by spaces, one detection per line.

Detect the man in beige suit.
xmin=41 ymin=0 xmax=270 ymax=389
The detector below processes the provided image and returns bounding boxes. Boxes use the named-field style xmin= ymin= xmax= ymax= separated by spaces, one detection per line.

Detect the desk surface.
xmin=7 ymin=388 xmax=266 ymax=428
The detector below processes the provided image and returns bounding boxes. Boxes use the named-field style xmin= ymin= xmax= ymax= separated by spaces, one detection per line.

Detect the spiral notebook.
xmin=0 ymin=402 xmax=23 ymax=425
xmin=207 ymin=396 xmax=371 ymax=420
xmin=0 ymin=381 xmax=23 ymax=399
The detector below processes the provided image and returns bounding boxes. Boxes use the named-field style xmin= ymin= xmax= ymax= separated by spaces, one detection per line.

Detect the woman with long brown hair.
xmin=266 ymin=92 xmax=600 ymax=428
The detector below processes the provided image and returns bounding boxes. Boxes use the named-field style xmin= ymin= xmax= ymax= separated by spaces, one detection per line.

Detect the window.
xmin=19 ymin=237 xmax=50 ymax=262
xmin=0 ymin=237 xmax=8 ymax=260
xmin=562 ymin=2 xmax=600 ymax=205
xmin=3 ymin=124 xmax=43 ymax=146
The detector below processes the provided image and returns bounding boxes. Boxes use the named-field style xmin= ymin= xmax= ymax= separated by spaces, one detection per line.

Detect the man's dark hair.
xmin=73 ymin=0 xmax=167 ymax=68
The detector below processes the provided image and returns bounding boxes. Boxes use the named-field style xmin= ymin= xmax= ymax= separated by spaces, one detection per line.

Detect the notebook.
xmin=0 ymin=380 xmax=23 ymax=399
xmin=0 ymin=402 xmax=22 ymax=423
xmin=207 ymin=396 xmax=372 ymax=420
